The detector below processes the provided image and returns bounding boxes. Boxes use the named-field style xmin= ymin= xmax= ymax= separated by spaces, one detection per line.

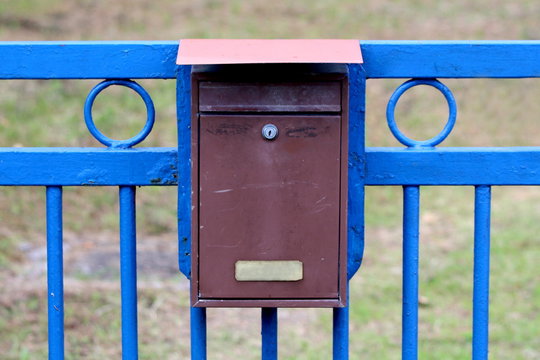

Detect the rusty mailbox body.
xmin=191 ymin=64 xmax=349 ymax=307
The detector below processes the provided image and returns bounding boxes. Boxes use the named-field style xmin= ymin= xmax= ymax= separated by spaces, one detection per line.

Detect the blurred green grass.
xmin=0 ymin=0 xmax=539 ymax=359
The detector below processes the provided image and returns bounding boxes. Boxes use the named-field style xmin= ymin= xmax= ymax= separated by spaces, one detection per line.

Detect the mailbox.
xmin=177 ymin=39 xmax=363 ymax=307
xmin=190 ymin=64 xmax=349 ymax=307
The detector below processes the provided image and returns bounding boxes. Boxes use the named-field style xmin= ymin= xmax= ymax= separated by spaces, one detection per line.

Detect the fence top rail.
xmin=0 ymin=40 xmax=538 ymax=79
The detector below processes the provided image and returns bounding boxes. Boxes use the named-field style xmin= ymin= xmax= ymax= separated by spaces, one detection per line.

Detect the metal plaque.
xmin=235 ymin=260 xmax=303 ymax=281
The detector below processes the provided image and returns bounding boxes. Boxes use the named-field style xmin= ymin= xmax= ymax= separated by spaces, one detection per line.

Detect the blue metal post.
xmin=119 ymin=186 xmax=138 ymax=359
xmin=346 ymin=63 xmax=366 ymax=279
xmin=402 ymin=186 xmax=420 ymax=360
xmin=178 ymin=57 xmax=207 ymax=360
xmin=46 ymin=186 xmax=64 ymax=360
xmin=472 ymin=185 xmax=491 ymax=360
xmin=191 ymin=307 xmax=207 ymax=360
xmin=262 ymin=308 xmax=278 ymax=360
xmin=333 ymin=62 xmax=365 ymax=360
xmin=176 ymin=63 xmax=192 ymax=279
xmin=333 ymin=287 xmax=349 ymax=359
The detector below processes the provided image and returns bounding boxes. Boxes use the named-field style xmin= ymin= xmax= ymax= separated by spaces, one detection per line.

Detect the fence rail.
xmin=0 ymin=40 xmax=539 ymax=359
xmin=1 ymin=41 xmax=539 ymax=79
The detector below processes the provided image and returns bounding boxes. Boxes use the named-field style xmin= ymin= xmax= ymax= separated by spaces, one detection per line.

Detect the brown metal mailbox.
xmin=191 ymin=64 xmax=348 ymax=307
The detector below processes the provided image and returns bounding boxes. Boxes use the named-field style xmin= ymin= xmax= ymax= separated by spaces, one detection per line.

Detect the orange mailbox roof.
xmin=177 ymin=39 xmax=362 ymax=65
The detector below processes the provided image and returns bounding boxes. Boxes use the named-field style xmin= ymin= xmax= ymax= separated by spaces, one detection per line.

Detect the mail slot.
xmin=191 ymin=64 xmax=348 ymax=307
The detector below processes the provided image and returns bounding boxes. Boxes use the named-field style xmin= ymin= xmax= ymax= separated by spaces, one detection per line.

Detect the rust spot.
xmin=207 ymin=123 xmax=250 ymax=136
xmin=286 ymin=126 xmax=318 ymax=138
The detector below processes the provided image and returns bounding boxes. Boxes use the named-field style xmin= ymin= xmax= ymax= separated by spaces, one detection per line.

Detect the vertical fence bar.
xmin=46 ymin=186 xmax=64 ymax=360
xmin=347 ymin=63 xmax=367 ymax=280
xmin=261 ymin=308 xmax=278 ymax=360
xmin=333 ymin=287 xmax=349 ymax=360
xmin=176 ymin=63 xmax=192 ymax=279
xmin=472 ymin=185 xmax=491 ymax=360
xmin=191 ymin=307 xmax=207 ymax=360
xmin=402 ymin=185 xmax=420 ymax=360
xmin=333 ymin=62 xmax=366 ymax=360
xmin=119 ymin=186 xmax=138 ymax=359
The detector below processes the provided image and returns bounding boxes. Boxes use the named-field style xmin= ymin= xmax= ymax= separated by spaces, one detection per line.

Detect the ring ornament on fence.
xmin=386 ymin=79 xmax=457 ymax=148
xmin=84 ymin=79 xmax=155 ymax=148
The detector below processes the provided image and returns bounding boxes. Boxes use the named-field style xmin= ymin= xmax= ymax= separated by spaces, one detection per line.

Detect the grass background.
xmin=0 ymin=0 xmax=539 ymax=359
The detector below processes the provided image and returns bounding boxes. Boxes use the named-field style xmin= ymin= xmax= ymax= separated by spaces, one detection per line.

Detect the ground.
xmin=0 ymin=0 xmax=539 ymax=359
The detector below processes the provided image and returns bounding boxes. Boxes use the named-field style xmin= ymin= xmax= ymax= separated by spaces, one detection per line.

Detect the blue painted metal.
xmin=386 ymin=79 xmax=457 ymax=148
xmin=261 ymin=308 xmax=278 ymax=360
xmin=360 ymin=41 xmax=540 ymax=78
xmin=1 ymin=41 xmax=540 ymax=79
xmin=0 ymin=41 xmax=179 ymax=79
xmin=0 ymin=148 xmax=177 ymax=186
xmin=46 ymin=186 xmax=64 ymax=360
xmin=365 ymin=147 xmax=540 ymax=186
xmin=333 ymin=288 xmax=349 ymax=360
xmin=402 ymin=186 xmax=420 ymax=360
xmin=191 ymin=307 xmax=207 ymax=360
xmin=346 ymin=64 xmax=366 ymax=279
xmin=6 ymin=147 xmax=540 ymax=187
xmin=176 ymin=65 xmax=192 ymax=279
xmin=332 ymin=62 xmax=366 ymax=360
xmin=473 ymin=186 xmax=491 ymax=360
xmin=1 ymin=41 xmax=539 ymax=359
xmin=84 ymin=80 xmax=155 ymax=148
xmin=119 ymin=186 xmax=138 ymax=359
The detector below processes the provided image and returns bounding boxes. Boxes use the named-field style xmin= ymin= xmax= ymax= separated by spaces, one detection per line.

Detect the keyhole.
xmin=262 ymin=124 xmax=278 ymax=140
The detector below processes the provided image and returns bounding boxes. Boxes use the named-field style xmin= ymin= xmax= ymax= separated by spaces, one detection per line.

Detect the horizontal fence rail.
xmin=365 ymin=148 xmax=540 ymax=185
xmin=0 ymin=41 xmax=539 ymax=79
xmin=0 ymin=148 xmax=177 ymax=186
xmin=5 ymin=147 xmax=540 ymax=186
xmin=0 ymin=40 xmax=538 ymax=360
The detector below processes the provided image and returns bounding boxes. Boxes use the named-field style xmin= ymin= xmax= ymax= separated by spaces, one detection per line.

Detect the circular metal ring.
xmin=84 ymin=79 xmax=155 ymax=148
xmin=386 ymin=79 xmax=457 ymax=148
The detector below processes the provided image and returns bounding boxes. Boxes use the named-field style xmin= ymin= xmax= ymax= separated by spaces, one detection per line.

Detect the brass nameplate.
xmin=235 ymin=260 xmax=303 ymax=281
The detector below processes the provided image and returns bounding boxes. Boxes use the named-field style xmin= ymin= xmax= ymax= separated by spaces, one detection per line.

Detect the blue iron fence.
xmin=0 ymin=40 xmax=539 ymax=360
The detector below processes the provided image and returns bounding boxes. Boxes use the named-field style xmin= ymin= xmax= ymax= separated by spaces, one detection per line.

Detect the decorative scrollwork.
xmin=84 ymin=79 xmax=155 ymax=148
xmin=386 ymin=79 xmax=457 ymax=148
